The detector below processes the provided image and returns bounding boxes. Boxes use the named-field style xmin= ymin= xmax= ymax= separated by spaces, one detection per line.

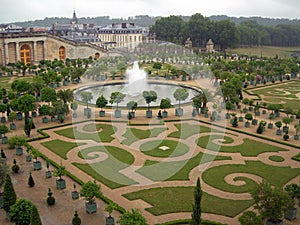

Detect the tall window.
xmin=59 ymin=46 xmax=66 ymax=60
xmin=20 ymin=44 xmax=31 ymax=65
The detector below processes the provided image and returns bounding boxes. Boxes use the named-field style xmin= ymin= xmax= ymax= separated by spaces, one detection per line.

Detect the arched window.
xmin=20 ymin=44 xmax=31 ymax=65
xmin=94 ymin=52 xmax=100 ymax=59
xmin=59 ymin=46 xmax=66 ymax=60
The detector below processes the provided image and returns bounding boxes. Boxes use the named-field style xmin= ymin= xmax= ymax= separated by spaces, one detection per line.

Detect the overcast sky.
xmin=1 ymin=0 xmax=299 ymax=23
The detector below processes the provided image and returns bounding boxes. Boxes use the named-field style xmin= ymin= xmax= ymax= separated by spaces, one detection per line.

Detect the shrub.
xmin=28 ymin=172 xmax=35 ymax=187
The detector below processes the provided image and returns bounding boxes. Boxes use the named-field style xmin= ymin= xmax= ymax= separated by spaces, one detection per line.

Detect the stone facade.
xmin=0 ymin=32 xmax=107 ymax=65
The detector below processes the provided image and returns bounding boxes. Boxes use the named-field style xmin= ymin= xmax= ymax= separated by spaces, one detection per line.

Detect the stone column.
xmin=43 ymin=41 xmax=47 ymax=60
xmin=4 ymin=42 xmax=9 ymax=65
xmin=33 ymin=41 xmax=37 ymax=63
xmin=16 ymin=42 xmax=20 ymax=62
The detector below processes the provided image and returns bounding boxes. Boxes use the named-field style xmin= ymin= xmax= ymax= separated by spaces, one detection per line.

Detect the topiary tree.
xmin=11 ymin=159 xmax=20 ymax=173
xmin=10 ymin=198 xmax=33 ymax=225
xmin=191 ymin=177 xmax=202 ymax=225
xmin=28 ymin=172 xmax=35 ymax=187
xmin=96 ymin=95 xmax=108 ymax=112
xmin=72 ymin=211 xmax=81 ymax=225
xmin=30 ymin=204 xmax=42 ymax=225
xmin=80 ymin=91 xmax=93 ymax=109
xmin=118 ymin=208 xmax=148 ymax=225
xmin=143 ymin=90 xmax=157 ymax=111
xmin=173 ymin=87 xmax=189 ymax=109
xmin=3 ymin=173 xmax=17 ymax=213
xmin=109 ymin=91 xmax=126 ymax=111
xmin=46 ymin=188 xmax=55 ymax=206
xmin=160 ymin=98 xmax=172 ymax=114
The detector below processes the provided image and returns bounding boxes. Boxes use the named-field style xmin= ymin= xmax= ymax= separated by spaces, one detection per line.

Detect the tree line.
xmin=150 ymin=13 xmax=300 ymax=49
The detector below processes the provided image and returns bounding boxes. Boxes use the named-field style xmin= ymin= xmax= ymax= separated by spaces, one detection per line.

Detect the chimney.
xmin=122 ymin=23 xmax=127 ymax=28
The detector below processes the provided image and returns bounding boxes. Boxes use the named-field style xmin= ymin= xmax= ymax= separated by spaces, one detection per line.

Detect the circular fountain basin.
xmin=74 ymin=81 xmax=202 ymax=108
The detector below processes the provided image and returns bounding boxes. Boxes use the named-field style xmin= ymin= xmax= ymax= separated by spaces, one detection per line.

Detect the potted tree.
xmin=284 ymin=183 xmax=300 ymax=220
xmin=45 ymin=160 xmax=52 ymax=178
xmin=71 ymin=101 xmax=78 ymax=118
xmin=105 ymin=203 xmax=115 ymax=225
xmin=294 ymin=124 xmax=300 ymax=140
xmin=8 ymin=136 xmax=26 ymax=156
xmin=173 ymin=88 xmax=189 ymax=116
xmin=31 ymin=148 xmax=42 ymax=170
xmin=109 ymin=92 xmax=126 ymax=118
xmin=0 ymin=124 xmax=9 ymax=144
xmin=275 ymin=121 xmax=282 ymax=135
xmin=244 ymin=113 xmax=253 ymax=127
xmin=72 ymin=183 xmax=80 ymax=200
xmin=0 ymin=103 xmax=7 ymax=123
xmin=126 ymin=101 xmax=137 ymax=119
xmin=8 ymin=111 xmax=17 ymax=130
xmin=160 ymin=98 xmax=172 ymax=118
xmin=80 ymin=180 xmax=102 ymax=214
xmin=96 ymin=95 xmax=108 ymax=117
xmin=142 ymin=90 xmax=157 ymax=118
xmin=282 ymin=117 xmax=293 ymax=133
xmin=38 ymin=105 xmax=50 ymax=123
xmin=252 ymin=181 xmax=294 ymax=225
xmin=25 ymin=146 xmax=32 ymax=162
xmin=80 ymin=92 xmax=93 ymax=117
xmin=53 ymin=162 xmax=66 ymax=189
xmin=238 ymin=211 xmax=263 ymax=225
xmin=225 ymin=101 xmax=233 ymax=119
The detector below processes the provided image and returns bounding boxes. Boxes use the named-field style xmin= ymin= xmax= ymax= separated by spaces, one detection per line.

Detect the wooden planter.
xmin=45 ymin=171 xmax=52 ymax=178
xmin=16 ymin=147 xmax=23 ymax=156
xmin=146 ymin=110 xmax=152 ymax=118
xmin=33 ymin=161 xmax=42 ymax=170
xmin=26 ymin=155 xmax=32 ymax=162
xmin=10 ymin=123 xmax=16 ymax=130
xmin=106 ymin=216 xmax=115 ymax=225
xmin=284 ymin=207 xmax=297 ymax=220
xmin=42 ymin=117 xmax=48 ymax=123
xmin=162 ymin=111 xmax=168 ymax=118
xmin=85 ymin=201 xmax=97 ymax=214
xmin=175 ymin=108 xmax=183 ymax=117
xmin=31 ymin=111 xmax=37 ymax=117
xmin=56 ymin=179 xmax=66 ymax=190
xmin=84 ymin=108 xmax=91 ymax=116
xmin=72 ymin=191 xmax=79 ymax=200
xmin=99 ymin=110 xmax=105 ymax=117
xmin=114 ymin=110 xmax=121 ymax=118
xmin=266 ymin=219 xmax=283 ymax=225
xmin=1 ymin=117 xmax=6 ymax=123
xmin=2 ymin=136 xmax=8 ymax=144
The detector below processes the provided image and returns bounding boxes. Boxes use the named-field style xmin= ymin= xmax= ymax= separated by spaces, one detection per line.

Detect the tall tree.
xmin=3 ymin=173 xmax=17 ymax=213
xmin=30 ymin=204 xmax=43 ymax=225
xmin=191 ymin=177 xmax=202 ymax=225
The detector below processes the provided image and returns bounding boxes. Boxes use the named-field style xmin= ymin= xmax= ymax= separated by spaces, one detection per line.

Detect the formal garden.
xmin=0 ymin=44 xmax=300 ymax=225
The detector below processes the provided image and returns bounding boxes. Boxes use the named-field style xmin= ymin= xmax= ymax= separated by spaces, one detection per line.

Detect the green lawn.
xmin=168 ymin=123 xmax=218 ymax=139
xmin=123 ymin=187 xmax=254 ymax=217
xmin=140 ymin=140 xmax=189 ymax=158
xmin=55 ymin=124 xmax=116 ymax=143
xmin=196 ymin=137 xmax=288 ymax=156
xmin=202 ymin=161 xmax=300 ymax=193
xmin=122 ymin=127 xmax=167 ymax=145
xmin=73 ymin=145 xmax=136 ymax=189
xmin=269 ymin=155 xmax=285 ymax=162
xmin=137 ymin=152 xmax=231 ymax=181
xmin=41 ymin=139 xmax=86 ymax=160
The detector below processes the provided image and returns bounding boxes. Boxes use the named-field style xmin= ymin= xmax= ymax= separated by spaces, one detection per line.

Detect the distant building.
xmin=206 ymin=39 xmax=214 ymax=53
xmin=97 ymin=23 xmax=144 ymax=50
xmin=0 ymin=24 xmax=23 ymax=33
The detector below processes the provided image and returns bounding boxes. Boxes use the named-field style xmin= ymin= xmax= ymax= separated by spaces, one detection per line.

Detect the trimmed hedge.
xmin=156 ymin=219 xmax=227 ymax=225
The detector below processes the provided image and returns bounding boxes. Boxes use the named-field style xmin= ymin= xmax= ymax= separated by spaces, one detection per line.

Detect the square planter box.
xmin=162 ymin=111 xmax=168 ymax=118
xmin=26 ymin=155 xmax=32 ymax=162
xmin=146 ymin=110 xmax=152 ymax=118
xmin=10 ymin=123 xmax=16 ymax=130
xmin=31 ymin=111 xmax=37 ymax=117
xmin=33 ymin=161 xmax=42 ymax=170
xmin=51 ymin=116 xmax=56 ymax=122
xmin=252 ymin=119 xmax=258 ymax=125
xmin=129 ymin=111 xmax=135 ymax=118
xmin=42 ymin=117 xmax=48 ymax=123
xmin=268 ymin=123 xmax=273 ymax=129
xmin=99 ymin=110 xmax=106 ymax=117
xmin=284 ymin=207 xmax=297 ymax=220
xmin=106 ymin=216 xmax=115 ymax=225
xmin=238 ymin=117 xmax=244 ymax=122
xmin=294 ymin=135 xmax=299 ymax=140
xmin=175 ymin=108 xmax=183 ymax=117
xmin=245 ymin=122 xmax=250 ymax=127
xmin=45 ymin=171 xmax=52 ymax=178
xmin=86 ymin=201 xmax=97 ymax=214
xmin=114 ymin=110 xmax=121 ymax=118
xmin=225 ymin=113 xmax=231 ymax=119
xmin=56 ymin=179 xmax=66 ymax=190
xmin=72 ymin=113 xmax=77 ymax=118
xmin=16 ymin=147 xmax=23 ymax=156
xmin=72 ymin=191 xmax=79 ymax=200
xmin=2 ymin=136 xmax=8 ymax=144
xmin=1 ymin=117 xmax=6 ymax=123
xmin=266 ymin=219 xmax=283 ymax=225
xmin=17 ymin=112 xmax=23 ymax=120
xmin=84 ymin=108 xmax=91 ymax=116
xmin=276 ymin=130 xmax=282 ymax=135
